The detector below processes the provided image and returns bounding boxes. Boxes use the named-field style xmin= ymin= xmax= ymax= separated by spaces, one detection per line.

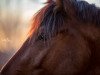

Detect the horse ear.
xmin=47 ymin=0 xmax=62 ymax=8
xmin=54 ymin=0 xmax=76 ymax=17
xmin=54 ymin=0 xmax=63 ymax=9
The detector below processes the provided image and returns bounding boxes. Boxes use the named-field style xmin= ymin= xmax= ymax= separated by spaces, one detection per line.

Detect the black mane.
xmin=75 ymin=1 xmax=100 ymax=25
xmin=30 ymin=0 xmax=100 ymax=41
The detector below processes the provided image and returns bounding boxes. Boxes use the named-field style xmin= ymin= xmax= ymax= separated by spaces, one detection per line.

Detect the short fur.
xmin=1 ymin=0 xmax=100 ymax=75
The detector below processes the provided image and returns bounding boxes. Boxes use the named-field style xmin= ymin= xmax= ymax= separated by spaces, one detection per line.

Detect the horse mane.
xmin=75 ymin=1 xmax=100 ymax=25
xmin=29 ymin=0 xmax=100 ymax=41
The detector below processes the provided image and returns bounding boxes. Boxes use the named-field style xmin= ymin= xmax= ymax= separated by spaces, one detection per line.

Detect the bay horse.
xmin=1 ymin=0 xmax=100 ymax=75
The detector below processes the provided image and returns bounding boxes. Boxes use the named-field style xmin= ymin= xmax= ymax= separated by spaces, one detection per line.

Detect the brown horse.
xmin=0 ymin=0 xmax=100 ymax=75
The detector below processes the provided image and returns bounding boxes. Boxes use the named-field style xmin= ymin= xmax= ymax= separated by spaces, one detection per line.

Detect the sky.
xmin=85 ymin=0 xmax=100 ymax=7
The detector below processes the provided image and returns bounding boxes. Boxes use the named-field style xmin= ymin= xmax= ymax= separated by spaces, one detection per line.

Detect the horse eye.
xmin=37 ymin=33 xmax=47 ymax=41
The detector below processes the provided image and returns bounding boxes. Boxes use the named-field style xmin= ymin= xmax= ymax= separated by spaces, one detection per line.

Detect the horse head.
xmin=1 ymin=0 xmax=100 ymax=75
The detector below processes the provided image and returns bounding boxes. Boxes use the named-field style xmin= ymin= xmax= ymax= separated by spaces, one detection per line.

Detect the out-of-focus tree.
xmin=0 ymin=0 xmax=28 ymax=70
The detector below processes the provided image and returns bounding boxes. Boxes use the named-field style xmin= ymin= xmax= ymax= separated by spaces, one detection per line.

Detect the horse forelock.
xmin=29 ymin=0 xmax=100 ymax=41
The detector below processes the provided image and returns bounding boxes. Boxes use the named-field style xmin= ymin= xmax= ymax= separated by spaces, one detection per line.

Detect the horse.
xmin=0 ymin=0 xmax=100 ymax=75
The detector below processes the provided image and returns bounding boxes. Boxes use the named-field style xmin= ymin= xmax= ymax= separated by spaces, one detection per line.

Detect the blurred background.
xmin=0 ymin=0 xmax=100 ymax=70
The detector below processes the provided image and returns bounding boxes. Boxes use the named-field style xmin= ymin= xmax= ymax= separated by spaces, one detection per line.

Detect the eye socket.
xmin=37 ymin=33 xmax=47 ymax=41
